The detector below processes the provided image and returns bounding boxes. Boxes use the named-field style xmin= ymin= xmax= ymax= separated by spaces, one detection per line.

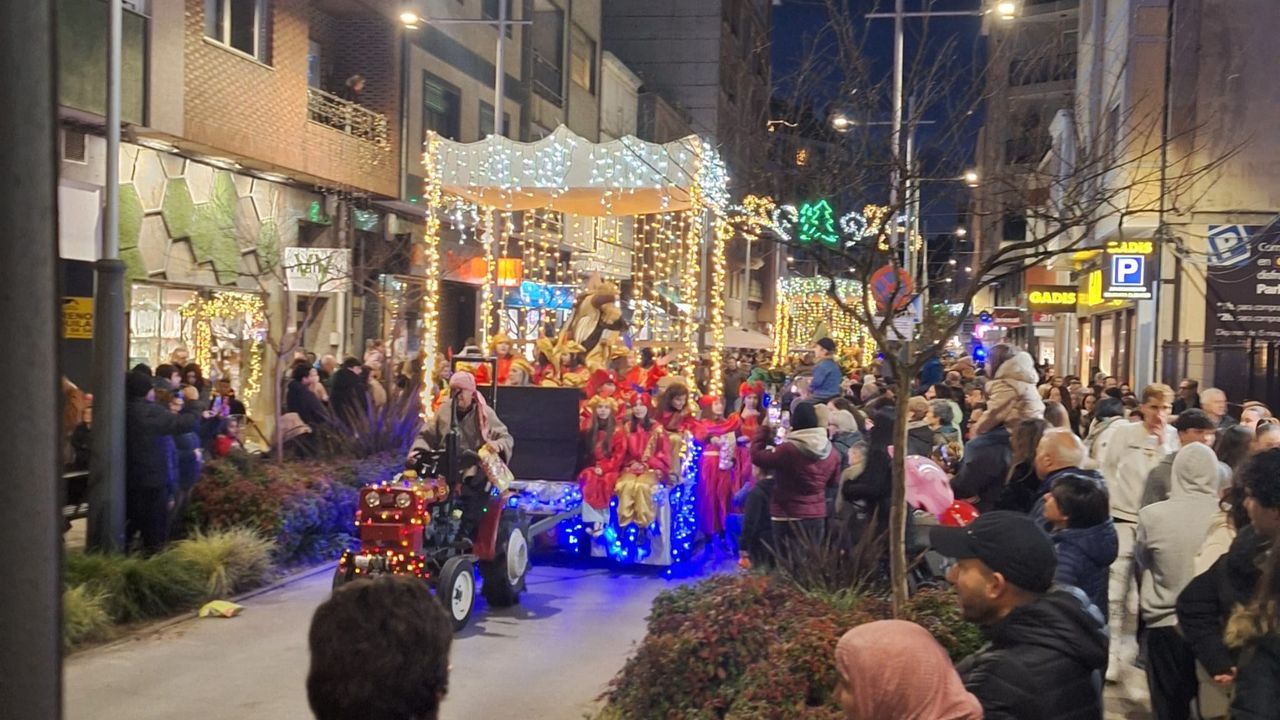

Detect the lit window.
xmin=204 ymin=0 xmax=270 ymax=62
xmin=794 ymin=148 xmax=809 ymax=166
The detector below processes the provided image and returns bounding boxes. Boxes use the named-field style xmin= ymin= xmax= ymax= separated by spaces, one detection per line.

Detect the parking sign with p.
xmin=1102 ymin=240 xmax=1155 ymax=299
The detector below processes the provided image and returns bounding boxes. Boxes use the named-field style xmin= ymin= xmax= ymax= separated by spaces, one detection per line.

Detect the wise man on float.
xmin=563 ymin=272 xmax=628 ymax=367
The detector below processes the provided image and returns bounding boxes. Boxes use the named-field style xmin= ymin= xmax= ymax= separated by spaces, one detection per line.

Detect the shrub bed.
xmin=600 ymin=573 xmax=982 ymax=720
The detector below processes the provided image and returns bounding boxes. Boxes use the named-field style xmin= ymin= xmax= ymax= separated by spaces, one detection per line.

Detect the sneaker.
xmin=1105 ymin=659 xmax=1120 ymax=684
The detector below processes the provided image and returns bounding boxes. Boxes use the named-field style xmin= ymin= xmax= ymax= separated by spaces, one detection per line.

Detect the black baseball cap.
xmin=815 ymin=337 xmax=836 ymax=353
xmin=931 ymin=511 xmax=1057 ymax=593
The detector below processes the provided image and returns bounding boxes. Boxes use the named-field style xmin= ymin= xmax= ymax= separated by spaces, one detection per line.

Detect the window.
xmin=422 ymin=72 xmax=461 ymax=142
xmin=570 ymin=24 xmax=596 ymax=93
xmin=482 ymin=0 xmax=515 ymax=37
xmin=204 ymin=0 xmax=269 ymax=62
xmin=307 ymin=39 xmax=322 ymax=89
xmin=478 ymin=100 xmax=512 ymax=139
xmin=531 ymin=7 xmax=565 ymax=105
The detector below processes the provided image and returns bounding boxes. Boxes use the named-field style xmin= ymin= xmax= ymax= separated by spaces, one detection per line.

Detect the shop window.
xmin=129 ymin=283 xmax=268 ymax=403
xmin=204 ymin=0 xmax=271 ymax=63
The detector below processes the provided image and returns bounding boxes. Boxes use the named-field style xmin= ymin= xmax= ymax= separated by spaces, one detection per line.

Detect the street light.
xmin=399 ymin=10 xmax=422 ymax=29
xmin=996 ymin=1 xmax=1020 ymax=20
xmin=955 ymin=227 xmax=968 ymax=238
xmin=948 ymin=258 xmax=957 ymax=265
xmin=964 ymin=266 xmax=973 ymax=273
xmin=831 ymin=114 xmax=853 ymax=132
xmin=963 ymin=170 xmax=980 ymax=188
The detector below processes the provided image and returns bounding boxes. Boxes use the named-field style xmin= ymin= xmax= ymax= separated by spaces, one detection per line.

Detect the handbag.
xmin=477 ymin=444 xmax=514 ymax=492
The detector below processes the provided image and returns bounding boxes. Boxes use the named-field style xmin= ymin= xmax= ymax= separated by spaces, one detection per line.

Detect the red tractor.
xmin=332 ymin=449 xmax=531 ymax=630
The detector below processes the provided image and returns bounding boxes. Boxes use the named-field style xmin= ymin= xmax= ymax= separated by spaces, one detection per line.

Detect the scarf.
xmin=835 ymin=620 xmax=982 ymax=720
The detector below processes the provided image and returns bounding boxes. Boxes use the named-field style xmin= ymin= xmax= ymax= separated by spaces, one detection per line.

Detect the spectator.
xmin=974 ymin=345 xmax=1046 ymax=436
xmin=997 ymin=418 xmax=1049 ymax=514
xmin=1137 ymin=442 xmax=1225 ymax=718
xmin=965 ymin=401 xmax=987 ymax=441
xmin=213 ymin=378 xmax=247 ymax=417
xmin=833 ymin=620 xmax=982 ymax=720
xmin=1029 ymin=428 xmax=1100 ymax=524
xmin=1043 ymin=400 xmax=1071 ymax=430
xmin=316 ymin=354 xmax=338 ymax=388
xmin=337 ymin=73 xmax=366 ymax=105
xmin=1078 ymin=393 xmax=1097 ymax=437
xmin=1253 ymin=419 xmax=1280 ymax=453
xmin=750 ymin=402 xmax=841 ymax=560
xmin=125 ymin=371 xmax=200 ymax=553
xmin=1141 ymin=409 xmax=1219 ymax=508
xmin=951 ymin=415 xmax=1013 ymax=513
xmin=307 ymin=575 xmax=452 ymax=720
xmin=1047 ymin=385 xmax=1079 ymax=433
xmin=928 ymin=398 xmax=960 ymax=445
xmin=169 ymin=346 xmax=190 ymax=366
xmin=1178 ymin=449 xmax=1280 ymax=714
xmin=1224 ymin=548 xmax=1280 ymax=720
xmin=1083 ymin=397 xmax=1127 ymax=462
xmin=1239 ymin=401 xmax=1272 ymax=431
xmin=1201 ymin=387 xmax=1234 ymax=429
xmin=827 ymin=410 xmax=862 ymax=473
xmin=154 ymin=363 xmax=182 ymax=390
xmin=1101 ymin=383 xmax=1178 ymax=677
xmin=164 ymin=388 xmax=204 ymax=535
xmin=1174 ymin=379 xmax=1201 ymax=415
xmin=906 ymin=396 xmax=935 ymax=457
xmin=840 ymin=408 xmax=894 ymax=541
xmin=329 ymin=357 xmax=368 ymax=423
xmin=809 ymin=337 xmax=844 ymax=403
xmin=1215 ymin=424 xmax=1254 ymax=475
xmin=181 ymin=362 xmax=208 ymax=403
xmin=1044 ymin=472 xmax=1118 ymax=613
xmin=287 ymin=364 xmax=330 ymax=429
xmin=935 ymin=511 xmax=1109 ymax=720
xmin=925 ymin=383 xmax=964 ymax=438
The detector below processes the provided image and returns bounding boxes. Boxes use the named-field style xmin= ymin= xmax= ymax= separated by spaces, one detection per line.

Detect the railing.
xmin=1009 ymin=51 xmax=1077 ymax=87
xmin=307 ymin=87 xmax=390 ymax=148
xmin=532 ymin=51 xmax=564 ymax=107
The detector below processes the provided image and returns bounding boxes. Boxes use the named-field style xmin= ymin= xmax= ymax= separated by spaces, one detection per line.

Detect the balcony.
xmin=306 ymin=88 xmax=390 ymax=151
xmin=1009 ymin=52 xmax=1077 ymax=88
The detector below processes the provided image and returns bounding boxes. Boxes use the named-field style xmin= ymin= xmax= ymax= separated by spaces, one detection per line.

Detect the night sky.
xmin=769 ymin=0 xmax=988 ymax=251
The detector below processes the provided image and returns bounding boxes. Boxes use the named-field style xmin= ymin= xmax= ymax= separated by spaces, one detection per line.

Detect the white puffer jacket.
xmin=974 ymin=351 xmax=1045 ymax=435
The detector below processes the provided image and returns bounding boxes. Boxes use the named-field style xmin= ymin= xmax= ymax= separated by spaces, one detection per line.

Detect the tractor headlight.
xmin=364 ymin=492 xmax=380 ymax=508
xmin=395 ymin=492 xmax=412 ymax=509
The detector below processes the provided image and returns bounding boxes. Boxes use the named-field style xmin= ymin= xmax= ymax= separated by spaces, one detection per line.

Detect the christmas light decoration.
xmin=776 ymin=277 xmax=875 ymax=362
xmin=177 ymin=291 xmax=266 ymax=402
xmin=797 ymin=199 xmax=840 ymax=246
xmin=479 ymin=210 xmax=496 ymax=348
xmin=419 ymin=134 xmax=443 ymax=415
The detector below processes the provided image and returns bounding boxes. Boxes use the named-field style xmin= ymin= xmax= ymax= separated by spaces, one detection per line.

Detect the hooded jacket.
xmin=750 ymin=426 xmax=841 ymax=520
xmin=956 ymin=587 xmax=1109 ymax=720
xmin=951 ymin=426 xmax=1013 ymax=513
xmin=974 ymin=352 xmax=1045 ymax=435
xmin=1136 ymin=442 xmax=1223 ymax=628
xmin=907 ymin=421 xmax=936 ymax=457
xmin=1052 ymin=520 xmax=1120 ymax=612
xmin=1102 ymin=420 xmax=1179 ymax=522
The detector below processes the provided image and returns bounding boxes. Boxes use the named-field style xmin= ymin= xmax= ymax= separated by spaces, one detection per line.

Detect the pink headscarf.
xmin=835 ymin=620 xmax=982 ymax=720
xmin=449 ymin=371 xmax=490 ymax=441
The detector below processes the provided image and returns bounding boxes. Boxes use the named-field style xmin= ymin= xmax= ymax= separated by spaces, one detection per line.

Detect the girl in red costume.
xmin=654 ymin=380 xmax=698 ymax=481
xmin=733 ymin=381 xmax=766 ymax=490
xmin=697 ymin=395 xmax=742 ymax=551
xmin=615 ymin=395 xmax=672 ymax=528
xmin=578 ymin=395 xmax=625 ymax=535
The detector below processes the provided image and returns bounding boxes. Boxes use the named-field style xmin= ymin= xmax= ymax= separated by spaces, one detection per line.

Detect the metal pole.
xmin=88 ymin=0 xmax=128 ymax=552
xmin=742 ymin=234 xmax=752 ymax=328
xmin=891 ymin=0 xmax=905 ymax=270
xmin=494 ymin=0 xmax=506 ymax=137
xmin=0 ymin=0 xmax=62 ymax=713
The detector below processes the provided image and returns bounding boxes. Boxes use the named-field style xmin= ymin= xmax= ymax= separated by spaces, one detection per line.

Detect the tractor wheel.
xmin=480 ymin=517 xmax=530 ymax=607
xmin=437 ymin=556 xmax=476 ymax=631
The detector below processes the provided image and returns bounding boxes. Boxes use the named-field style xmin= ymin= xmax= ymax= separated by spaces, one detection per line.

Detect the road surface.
xmin=65 ymin=559 xmax=723 ymax=720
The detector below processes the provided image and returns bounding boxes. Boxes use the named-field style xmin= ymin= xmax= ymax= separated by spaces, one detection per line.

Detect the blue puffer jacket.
xmin=1052 ymin=519 xmax=1119 ymax=613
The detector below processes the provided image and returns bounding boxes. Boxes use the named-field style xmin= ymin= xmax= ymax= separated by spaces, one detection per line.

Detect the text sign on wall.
xmin=1026 ymin=285 xmax=1079 ymax=314
xmin=63 ymin=297 xmax=94 ymax=339
xmin=284 ymin=247 xmax=351 ymax=293
xmin=1102 ymin=239 xmax=1155 ymax=300
xmin=1205 ymin=223 xmax=1279 ymax=341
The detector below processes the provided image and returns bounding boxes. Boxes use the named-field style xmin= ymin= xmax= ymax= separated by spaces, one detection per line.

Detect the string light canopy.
xmin=419 ymin=126 xmax=731 ymax=387
xmin=776 ymin=277 xmax=875 ymax=363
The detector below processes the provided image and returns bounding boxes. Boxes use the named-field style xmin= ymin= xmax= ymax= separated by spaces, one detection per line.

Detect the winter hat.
xmin=816 ymin=337 xmax=837 ymax=354
xmin=126 ymin=372 xmax=154 ymax=399
xmin=791 ymin=402 xmax=820 ymax=430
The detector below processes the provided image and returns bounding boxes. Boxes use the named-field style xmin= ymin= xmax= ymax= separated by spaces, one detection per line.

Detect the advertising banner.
xmin=1205 ymin=222 xmax=1280 ymax=341
xmin=1026 ymin=285 xmax=1079 ymax=314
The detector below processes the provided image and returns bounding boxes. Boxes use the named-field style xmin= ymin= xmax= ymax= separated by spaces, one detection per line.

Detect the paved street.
xmin=64 ymin=556 xmax=1151 ymax=720
xmin=64 ymin=559 xmax=721 ymax=720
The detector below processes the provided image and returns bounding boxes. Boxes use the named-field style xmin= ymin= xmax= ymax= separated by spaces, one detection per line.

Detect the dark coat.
xmin=830 ymin=430 xmax=862 ymax=472
xmin=126 ymin=398 xmax=199 ymax=491
xmin=951 ymin=426 xmax=1013 ymax=513
xmin=174 ymin=431 xmax=203 ymax=491
xmin=906 ymin=423 xmax=935 ymax=457
xmin=1052 ymin=520 xmax=1119 ymax=612
xmin=286 ymin=380 xmax=330 ymax=428
xmin=957 ymin=588 xmax=1109 ymax=720
xmin=750 ymin=427 xmax=841 ymax=520
xmin=1233 ymin=634 xmax=1280 ymax=720
xmin=995 ymin=460 xmax=1039 ymax=513
xmin=329 ymin=367 xmax=368 ymax=422
xmin=1177 ymin=524 xmax=1269 ymax=676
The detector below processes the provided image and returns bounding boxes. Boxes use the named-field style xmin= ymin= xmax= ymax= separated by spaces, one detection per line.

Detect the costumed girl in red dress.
xmin=733 ymin=381 xmax=766 ymax=489
xmin=472 ymin=332 xmax=515 ymax=386
xmin=696 ymin=395 xmax=742 ymax=551
xmin=578 ymin=395 xmax=625 ymax=535
xmin=615 ymin=395 xmax=672 ymax=528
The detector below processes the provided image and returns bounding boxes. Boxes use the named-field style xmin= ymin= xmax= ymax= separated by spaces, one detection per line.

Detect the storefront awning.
xmin=707 ymin=327 xmax=774 ymax=350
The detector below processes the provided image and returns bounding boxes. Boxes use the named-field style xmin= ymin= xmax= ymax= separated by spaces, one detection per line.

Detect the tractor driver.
xmin=411 ymin=371 xmax=514 ymax=543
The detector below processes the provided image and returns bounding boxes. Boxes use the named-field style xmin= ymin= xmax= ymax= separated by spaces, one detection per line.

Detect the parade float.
xmin=410 ymin=126 xmax=733 ymax=570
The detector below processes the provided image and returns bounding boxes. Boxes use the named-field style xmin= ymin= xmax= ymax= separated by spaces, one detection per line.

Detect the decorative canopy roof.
xmin=429 ymin=125 xmax=718 ymax=217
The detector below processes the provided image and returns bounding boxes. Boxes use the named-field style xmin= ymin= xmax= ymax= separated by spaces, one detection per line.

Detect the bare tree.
xmin=738 ymin=0 xmax=1238 ymax=615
